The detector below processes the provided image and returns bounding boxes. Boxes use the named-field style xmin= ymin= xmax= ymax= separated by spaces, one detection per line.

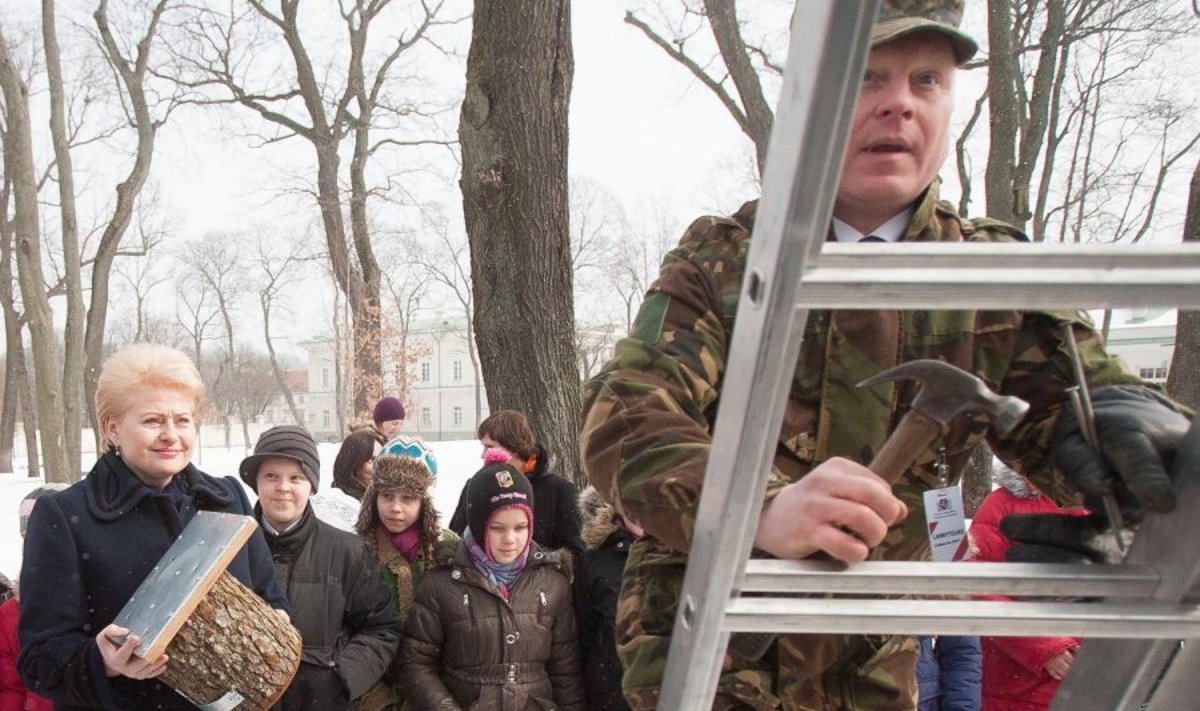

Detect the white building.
xmin=1100 ymin=308 xmax=1177 ymax=386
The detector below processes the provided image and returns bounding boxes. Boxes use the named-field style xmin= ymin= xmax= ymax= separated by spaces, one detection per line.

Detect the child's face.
xmin=486 ymin=507 xmax=530 ymax=564
xmin=378 ymin=491 xmax=423 ymax=533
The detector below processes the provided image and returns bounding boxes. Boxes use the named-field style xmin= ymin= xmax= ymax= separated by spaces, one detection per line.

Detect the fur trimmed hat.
xmin=466 ymin=462 xmax=534 ymax=540
xmin=240 ymin=425 xmax=320 ymax=493
xmin=356 ymin=441 xmax=442 ymax=561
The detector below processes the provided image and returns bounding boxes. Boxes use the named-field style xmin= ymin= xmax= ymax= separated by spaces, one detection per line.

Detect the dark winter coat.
xmin=574 ymin=488 xmax=635 ymax=711
xmin=969 ymin=467 xmax=1087 ymax=711
xmin=258 ymin=504 xmax=399 ymax=710
xmin=17 ymin=452 xmax=287 ymax=711
xmin=916 ymin=636 xmax=981 ymax=711
xmin=449 ymin=446 xmax=584 ymax=555
xmin=2 ymin=598 xmax=52 ymax=711
xmin=400 ymin=543 xmax=587 ymax=711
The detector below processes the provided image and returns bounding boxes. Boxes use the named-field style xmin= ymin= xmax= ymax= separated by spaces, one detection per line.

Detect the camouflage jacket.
xmin=580 ymin=183 xmax=1139 ymax=563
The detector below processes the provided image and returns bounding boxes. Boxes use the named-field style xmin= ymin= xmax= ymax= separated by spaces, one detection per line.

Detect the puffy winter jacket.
xmin=260 ymin=504 xmax=400 ymax=710
xmin=969 ymin=467 xmax=1087 ymax=711
xmin=401 ymin=542 xmax=586 ymax=711
xmin=916 ymin=635 xmax=981 ymax=711
xmin=1 ymin=599 xmax=52 ymax=711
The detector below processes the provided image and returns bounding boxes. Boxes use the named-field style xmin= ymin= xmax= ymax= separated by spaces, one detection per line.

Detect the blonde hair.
xmin=96 ymin=344 xmax=205 ymax=452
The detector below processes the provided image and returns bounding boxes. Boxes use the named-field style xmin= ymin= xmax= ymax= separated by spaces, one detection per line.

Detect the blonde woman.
xmin=17 ymin=344 xmax=287 ymax=711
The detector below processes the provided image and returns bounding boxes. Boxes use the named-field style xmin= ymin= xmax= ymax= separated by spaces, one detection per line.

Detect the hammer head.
xmin=858 ymin=359 xmax=1029 ymax=435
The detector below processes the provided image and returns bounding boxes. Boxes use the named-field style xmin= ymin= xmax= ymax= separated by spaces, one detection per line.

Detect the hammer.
xmin=727 ymin=360 xmax=1029 ymax=663
xmin=858 ymin=359 xmax=1030 ymax=485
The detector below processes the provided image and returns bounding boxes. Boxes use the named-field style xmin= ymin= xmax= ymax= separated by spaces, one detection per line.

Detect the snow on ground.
xmin=0 ymin=438 xmax=483 ymax=586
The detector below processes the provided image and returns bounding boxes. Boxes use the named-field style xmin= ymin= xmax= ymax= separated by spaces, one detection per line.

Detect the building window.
xmin=1139 ymin=366 xmax=1168 ymax=381
xmin=453 ymin=360 xmax=463 ymax=382
xmin=421 ymin=362 xmax=431 ymax=382
xmin=421 ymin=407 xmax=432 ymax=426
xmin=323 ymin=410 xmax=330 ymax=428
xmin=322 ymin=367 xmax=329 ymax=388
xmin=453 ymin=406 xmax=463 ymax=427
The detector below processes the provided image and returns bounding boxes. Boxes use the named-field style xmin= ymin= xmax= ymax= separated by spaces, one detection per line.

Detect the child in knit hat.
xmin=399 ymin=462 xmax=586 ymax=710
xmin=355 ymin=436 xmax=457 ymax=711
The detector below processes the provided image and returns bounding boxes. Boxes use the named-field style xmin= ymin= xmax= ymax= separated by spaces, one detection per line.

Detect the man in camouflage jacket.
xmin=579 ymin=2 xmax=1190 ymax=710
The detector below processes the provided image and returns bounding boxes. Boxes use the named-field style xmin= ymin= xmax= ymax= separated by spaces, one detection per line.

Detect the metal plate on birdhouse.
xmin=111 ymin=511 xmax=257 ymax=660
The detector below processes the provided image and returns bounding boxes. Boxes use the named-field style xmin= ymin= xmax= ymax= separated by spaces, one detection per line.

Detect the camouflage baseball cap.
xmin=873 ymin=0 xmax=978 ymax=64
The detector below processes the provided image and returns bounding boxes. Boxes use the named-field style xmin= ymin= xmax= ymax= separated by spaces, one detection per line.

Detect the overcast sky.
xmin=2 ymin=1 xmax=1196 ymax=360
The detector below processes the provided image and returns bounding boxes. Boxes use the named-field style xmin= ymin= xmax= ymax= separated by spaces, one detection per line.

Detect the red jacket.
xmin=0 ymin=598 xmax=52 ymax=711
xmin=969 ymin=472 xmax=1088 ymax=711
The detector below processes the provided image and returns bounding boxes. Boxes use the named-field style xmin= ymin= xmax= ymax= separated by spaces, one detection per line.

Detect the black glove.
xmin=1051 ymin=384 xmax=1189 ymax=516
xmin=999 ymin=512 xmax=1129 ymax=565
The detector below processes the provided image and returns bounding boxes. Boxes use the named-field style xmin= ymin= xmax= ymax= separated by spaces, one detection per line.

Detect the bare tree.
xmin=405 ymin=222 xmax=483 ymax=428
xmin=255 ymin=234 xmax=309 ymax=428
xmin=623 ymin=0 xmax=788 ymax=177
xmin=378 ymin=239 xmax=432 ymax=406
xmin=165 ymin=0 xmax=458 ymax=419
xmin=181 ymin=234 xmax=246 ymax=446
xmin=1166 ymin=159 xmax=1199 ymax=410
xmin=175 ymin=274 xmax=220 ymax=370
xmin=42 ymin=0 xmax=88 ymax=470
xmin=0 ymin=28 xmax=70 ymax=482
xmin=980 ymin=0 xmax=1194 ymax=235
xmin=82 ymin=0 xmax=178 ymax=446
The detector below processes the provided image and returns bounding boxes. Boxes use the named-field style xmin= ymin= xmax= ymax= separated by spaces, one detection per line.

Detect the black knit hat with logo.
xmin=239 ymin=425 xmax=321 ymax=493
xmin=466 ymin=462 xmax=535 ymax=539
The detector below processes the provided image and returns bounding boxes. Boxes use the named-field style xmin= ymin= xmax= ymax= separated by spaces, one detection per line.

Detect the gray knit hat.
xmin=240 ymin=425 xmax=321 ymax=492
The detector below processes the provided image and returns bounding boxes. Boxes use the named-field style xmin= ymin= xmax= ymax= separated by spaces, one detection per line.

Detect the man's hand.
xmin=754 ymin=457 xmax=907 ymax=563
xmin=1052 ymin=385 xmax=1188 ymax=516
xmin=1000 ymin=512 xmax=1127 ymax=565
xmin=96 ymin=624 xmax=168 ymax=680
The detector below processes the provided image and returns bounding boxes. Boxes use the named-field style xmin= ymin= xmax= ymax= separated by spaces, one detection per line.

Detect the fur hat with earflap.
xmin=578 ymin=485 xmax=622 ymax=552
xmin=356 ymin=449 xmax=441 ymax=564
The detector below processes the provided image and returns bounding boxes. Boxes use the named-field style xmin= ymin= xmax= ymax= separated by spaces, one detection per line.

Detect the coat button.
xmin=534 ymin=551 xmax=543 ymax=559
xmin=451 ymin=570 xmax=462 ymax=580
xmin=505 ymin=633 xmax=516 ymax=644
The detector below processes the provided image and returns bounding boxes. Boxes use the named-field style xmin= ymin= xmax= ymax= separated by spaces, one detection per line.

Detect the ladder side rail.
xmin=655 ymin=2 xmax=879 ymax=707
xmin=1049 ymin=420 xmax=1200 ymax=711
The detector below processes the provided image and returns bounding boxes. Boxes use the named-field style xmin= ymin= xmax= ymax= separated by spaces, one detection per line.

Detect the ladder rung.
xmin=792 ymin=243 xmax=1200 ymax=309
xmin=741 ymin=559 xmax=1161 ymax=598
xmin=723 ymin=598 xmax=1200 ymax=638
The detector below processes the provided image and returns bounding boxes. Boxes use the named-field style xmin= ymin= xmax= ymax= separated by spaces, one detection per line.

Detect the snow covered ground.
xmin=0 ymin=438 xmax=484 ymax=585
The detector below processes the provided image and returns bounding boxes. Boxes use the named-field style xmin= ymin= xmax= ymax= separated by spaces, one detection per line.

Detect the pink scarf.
xmin=388 ymin=525 xmax=422 ymax=563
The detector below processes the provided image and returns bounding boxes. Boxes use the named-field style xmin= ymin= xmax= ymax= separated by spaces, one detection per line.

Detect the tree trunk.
xmin=43 ymin=0 xmax=86 ymax=475
xmin=262 ymin=294 xmax=305 ymax=427
xmin=1166 ymin=159 xmax=1200 ymax=410
xmin=19 ymin=347 xmax=41 ymax=478
xmin=984 ymin=0 xmax=1020 ymax=226
xmin=460 ymin=0 xmax=583 ymax=484
xmin=84 ymin=0 xmax=166 ymax=448
xmin=703 ymin=0 xmax=773 ymax=174
xmin=0 ymin=30 xmax=70 ymax=483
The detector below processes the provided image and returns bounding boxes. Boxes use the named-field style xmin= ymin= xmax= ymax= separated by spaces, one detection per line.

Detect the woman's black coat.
xmin=17 ymin=452 xmax=287 ymax=711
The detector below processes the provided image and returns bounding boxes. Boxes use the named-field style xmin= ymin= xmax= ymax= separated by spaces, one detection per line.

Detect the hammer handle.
xmin=869 ymin=409 xmax=944 ymax=485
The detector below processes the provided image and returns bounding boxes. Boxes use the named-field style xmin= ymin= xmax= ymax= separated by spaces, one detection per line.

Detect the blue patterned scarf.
xmin=463 ymin=526 xmax=530 ymax=600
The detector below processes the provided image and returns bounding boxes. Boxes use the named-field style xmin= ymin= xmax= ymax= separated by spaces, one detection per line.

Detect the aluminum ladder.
xmin=656 ymin=2 xmax=1200 ymax=708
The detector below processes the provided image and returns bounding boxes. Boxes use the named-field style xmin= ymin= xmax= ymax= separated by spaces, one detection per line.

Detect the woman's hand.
xmin=274 ymin=608 xmax=291 ymax=624
xmin=96 ymin=624 xmax=169 ymax=680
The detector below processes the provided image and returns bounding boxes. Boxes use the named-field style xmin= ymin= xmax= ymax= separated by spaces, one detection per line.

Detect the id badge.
xmin=924 ymin=486 xmax=969 ymax=562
